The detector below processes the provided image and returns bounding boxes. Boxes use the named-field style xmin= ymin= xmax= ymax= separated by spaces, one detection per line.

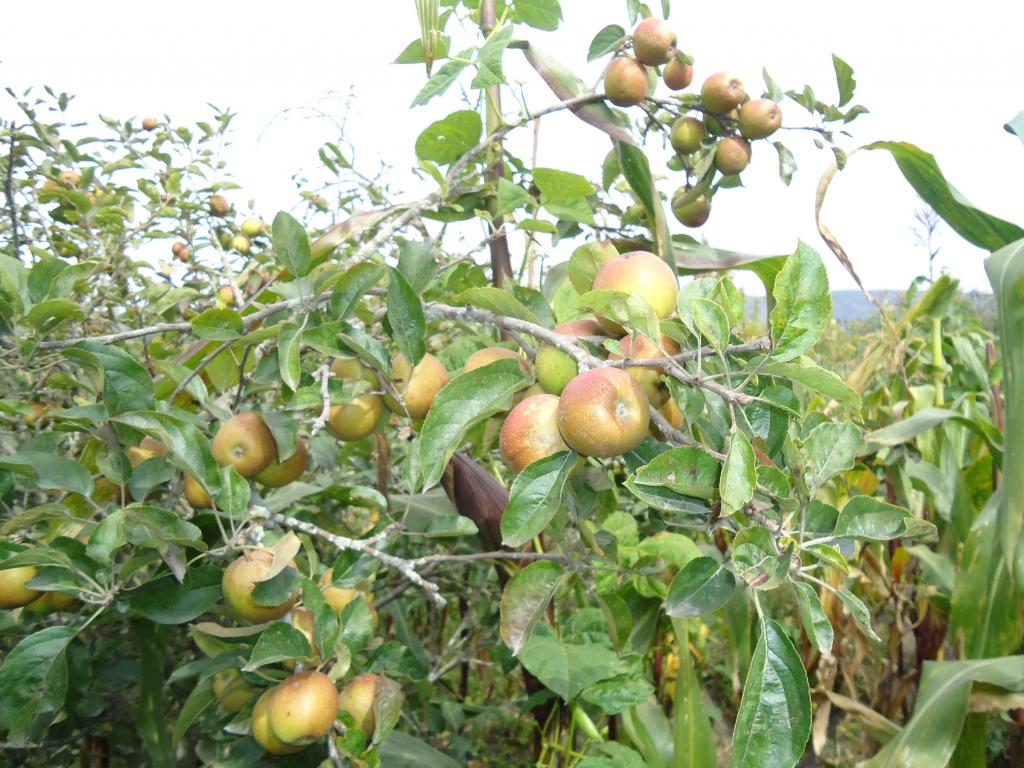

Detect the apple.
xmin=700 ymin=72 xmax=746 ymax=114
xmin=663 ymin=59 xmax=693 ymax=90
xmin=384 ymin=353 xmax=449 ymax=420
xmin=183 ymin=474 xmax=212 ymax=509
xmin=212 ymin=668 xmax=257 ymax=712
xmin=714 ymin=136 xmax=752 ymax=175
xmin=254 ymin=440 xmax=309 ymax=488
xmin=24 ymin=590 xmax=77 ymax=615
xmin=209 ymin=194 xmax=231 ymax=217
xmin=591 ymin=250 xmax=678 ymax=334
xmin=609 ymin=333 xmax=676 ymax=406
xmin=217 ymin=285 xmax=235 ymax=304
xmin=671 ymin=185 xmax=711 ymax=227
xmin=670 ymin=116 xmax=706 ymax=155
xmin=220 ymin=548 xmax=298 ymax=622
xmin=241 ymin=216 xmax=264 ymax=237
xmin=739 ymin=98 xmax=782 ymax=139
xmin=230 ymin=234 xmax=250 ymax=253
xmin=141 ymin=117 xmax=159 ymax=131
xmin=557 ymin=368 xmax=650 ymax=457
xmin=268 ymin=671 xmax=339 ymax=745
xmin=499 ymin=394 xmax=571 ymax=474
xmin=604 ymin=57 xmax=649 ymax=107
xmin=651 ymin=395 xmax=685 ymax=440
xmin=211 ymin=412 xmax=278 ymax=478
xmin=536 ymin=317 xmax=605 ymax=395
xmin=0 ymin=564 xmax=42 ymax=609
xmin=338 ymin=673 xmax=379 ymax=734
xmin=632 ymin=18 xmax=677 ymax=66
xmin=319 ymin=571 xmax=360 ymax=613
xmin=283 ymin=608 xmax=320 ymax=670
xmin=463 ymin=347 xmax=529 ymax=374
xmin=252 ymin=688 xmax=305 ymax=755
xmin=329 ymin=356 xmax=384 ymax=441
xmin=57 ymin=170 xmax=81 ymax=187
xmin=127 ymin=436 xmax=167 ymax=467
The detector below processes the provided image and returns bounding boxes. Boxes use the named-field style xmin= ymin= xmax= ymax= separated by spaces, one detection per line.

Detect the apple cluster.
xmin=602 ymin=17 xmax=783 ymax=228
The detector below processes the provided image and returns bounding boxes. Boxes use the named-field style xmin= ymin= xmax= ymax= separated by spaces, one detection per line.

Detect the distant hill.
xmin=745 ymin=290 xmax=995 ymax=325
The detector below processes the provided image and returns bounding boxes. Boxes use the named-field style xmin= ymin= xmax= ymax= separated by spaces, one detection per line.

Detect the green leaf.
xmin=278 ymin=322 xmax=302 ymax=391
xmin=665 ymin=557 xmax=736 ymax=617
xmin=732 ymin=526 xmax=789 ymax=590
xmin=329 ymin=262 xmax=387 ymax=320
xmin=500 ymin=560 xmax=564 ymax=655
xmin=472 ymin=25 xmax=514 ymax=88
xmin=397 ymin=240 xmax=438 ymax=292
xmin=387 ymin=267 xmax=427 ymax=366
xmin=378 ymin=731 xmax=463 ymax=768
xmin=692 ymin=298 xmax=730 ymax=358
xmin=633 ymin=446 xmax=721 ymax=500
xmin=577 ymin=289 xmax=659 ymax=340
xmin=834 ymin=587 xmax=881 ymax=643
xmin=756 ymin=356 xmax=862 ymax=412
xmin=0 ymin=452 xmax=93 ymax=497
xmin=774 ymin=142 xmax=797 ymax=185
xmin=833 ymin=496 xmax=937 ymax=542
xmin=802 ymin=421 xmax=864 ymax=489
xmin=26 ymin=298 xmax=84 ymax=332
xmin=518 ymin=633 xmax=624 ymax=701
xmin=134 ymin=620 xmax=174 ymax=768
xmin=501 ymin=450 xmax=577 ymax=547
xmin=832 ymin=54 xmax=855 ymax=107
xmin=128 ymin=566 xmax=223 ymax=624
xmin=171 ymin=676 xmax=215 ymax=747
xmin=533 ymin=167 xmax=594 ymax=203
xmin=582 ymin=675 xmax=655 ymax=715
xmin=191 ymin=307 xmax=244 ymax=341
xmin=0 ymin=626 xmax=76 ymax=745
xmin=730 ymin=618 xmax=811 ymax=768
xmin=670 ymin=619 xmax=718 ymax=768
xmin=418 ymin=359 xmax=529 ymax=490
xmin=769 ymin=243 xmax=830 ymax=361
xmin=864 ymin=142 xmax=1024 ymax=252
xmin=414 ymin=110 xmax=483 ymax=164
xmin=65 ymin=341 xmax=155 ymax=415
xmin=244 ymin=622 xmax=313 ymax=671
xmin=411 ymin=51 xmax=471 ymax=107
xmin=616 ymin=141 xmax=674 ymax=265
xmin=1005 ymin=111 xmax=1024 ymax=144
xmin=793 ymin=582 xmax=833 ymax=654
xmin=453 ymin=286 xmax=541 ymax=324
xmin=587 ymin=24 xmax=627 ymax=61
xmin=720 ymin=429 xmax=756 ymax=516
xmin=568 ymin=241 xmax=616 ymax=295
xmin=271 ymin=211 xmax=312 ymax=277
xmin=866 ymin=656 xmax=1024 ymax=768
xmin=514 ymin=0 xmax=562 ymax=30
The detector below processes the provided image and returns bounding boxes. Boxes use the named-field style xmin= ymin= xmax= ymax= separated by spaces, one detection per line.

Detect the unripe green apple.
xmin=700 ymin=72 xmax=746 ymax=114
xmin=212 ymin=668 xmax=257 ymax=712
xmin=663 ymin=59 xmax=693 ymax=90
xmin=714 ymin=136 xmax=752 ymax=175
xmin=209 ymin=194 xmax=231 ymax=217
xmin=384 ymin=353 xmax=449 ymax=420
xmin=536 ymin=317 xmax=605 ymax=395
xmin=604 ymin=57 xmax=649 ymax=107
xmin=221 ymin=549 xmax=298 ymax=623
xmin=500 ymin=394 xmax=570 ymax=474
xmin=670 ymin=116 xmax=707 ymax=155
xmin=183 ymin=474 xmax=212 ymax=509
xmin=0 ymin=565 xmax=42 ymax=609
xmin=591 ymin=251 xmax=678 ymax=334
xmin=556 ymin=368 xmax=650 ymax=457
xmin=212 ymin=412 xmax=278 ymax=478
xmin=254 ymin=440 xmax=309 ymax=488
xmin=230 ymin=234 xmax=250 ymax=253
xmin=671 ymin=186 xmax=711 ymax=228
xmin=738 ymin=98 xmax=782 ymax=139
xmin=252 ymin=688 xmax=305 ymax=755
xmin=338 ymin=673 xmax=380 ymax=734
xmin=267 ymin=671 xmax=339 ymax=744
xmin=632 ymin=18 xmax=677 ymax=66
xmin=241 ymin=216 xmax=264 ymax=237
xmin=329 ymin=356 xmax=384 ymax=441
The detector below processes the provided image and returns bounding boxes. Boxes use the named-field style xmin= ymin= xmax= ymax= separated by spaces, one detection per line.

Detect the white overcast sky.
xmin=2 ymin=0 xmax=1022 ymax=294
